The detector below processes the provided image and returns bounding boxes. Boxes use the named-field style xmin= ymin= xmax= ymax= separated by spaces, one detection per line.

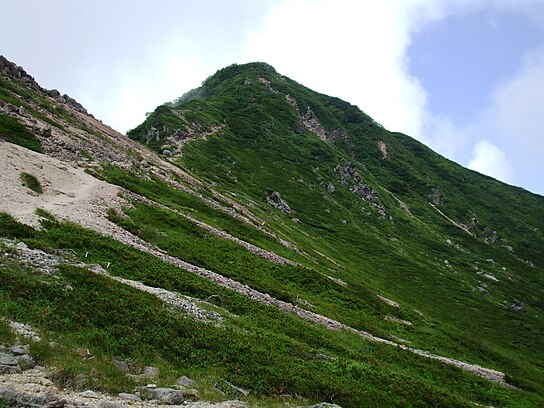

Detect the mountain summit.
xmin=1 ymin=58 xmax=543 ymax=407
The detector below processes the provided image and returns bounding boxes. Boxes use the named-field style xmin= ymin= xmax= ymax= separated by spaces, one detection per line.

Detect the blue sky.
xmin=409 ymin=8 xmax=544 ymax=128
xmin=1 ymin=0 xmax=543 ymax=195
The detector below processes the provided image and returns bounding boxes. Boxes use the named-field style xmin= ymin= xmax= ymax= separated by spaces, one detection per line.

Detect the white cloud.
xmin=468 ymin=140 xmax=515 ymax=183
xmin=241 ymin=0 xmax=439 ymax=137
xmin=78 ymin=48 xmax=210 ymax=132
xmin=466 ymin=47 xmax=544 ymax=194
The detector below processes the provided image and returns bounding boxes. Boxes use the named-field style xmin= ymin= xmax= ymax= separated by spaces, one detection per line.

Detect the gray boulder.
xmin=176 ymin=375 xmax=195 ymax=387
xmin=146 ymin=387 xmax=185 ymax=404
xmin=0 ymin=352 xmax=21 ymax=374
xmin=10 ymin=345 xmax=30 ymax=355
xmin=143 ymin=366 xmax=159 ymax=378
xmin=117 ymin=392 xmax=141 ymax=401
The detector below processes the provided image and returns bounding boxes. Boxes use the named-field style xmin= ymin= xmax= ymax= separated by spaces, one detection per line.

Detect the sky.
xmin=1 ymin=0 xmax=544 ymax=195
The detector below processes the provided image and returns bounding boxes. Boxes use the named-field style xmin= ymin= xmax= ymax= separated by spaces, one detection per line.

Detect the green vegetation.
xmin=130 ymin=62 xmax=544 ymax=402
xmin=1 ymin=213 xmax=541 ymax=407
xmin=19 ymin=172 xmax=43 ymax=194
xmin=0 ymin=113 xmax=43 ymax=152
xmin=2 ymin=61 xmax=544 ymax=406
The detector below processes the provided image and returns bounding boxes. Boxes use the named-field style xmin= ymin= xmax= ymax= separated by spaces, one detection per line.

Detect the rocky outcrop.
xmin=335 ymin=162 xmax=385 ymax=215
xmin=301 ymin=107 xmax=327 ymax=142
xmin=285 ymin=94 xmax=335 ymax=144
xmin=267 ymin=191 xmax=291 ymax=213
xmin=0 ymin=55 xmax=40 ymax=91
xmin=431 ymin=186 xmax=443 ymax=205
xmin=377 ymin=140 xmax=389 ymax=158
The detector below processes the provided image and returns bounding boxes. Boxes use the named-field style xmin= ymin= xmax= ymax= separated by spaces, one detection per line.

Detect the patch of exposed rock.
xmin=431 ymin=186 xmax=443 ymax=206
xmin=335 ymin=163 xmax=386 ymax=216
xmin=2 ymin=240 xmax=64 ymax=275
xmin=510 ymin=302 xmax=526 ymax=312
xmin=377 ymin=295 xmax=400 ymax=308
xmin=377 ymin=140 xmax=389 ymax=158
xmin=0 ymin=368 xmax=244 ymax=407
xmin=301 ymin=107 xmax=328 ymax=142
xmin=267 ymin=191 xmax=291 ymax=213
xmin=2 ymin=238 xmax=224 ymax=323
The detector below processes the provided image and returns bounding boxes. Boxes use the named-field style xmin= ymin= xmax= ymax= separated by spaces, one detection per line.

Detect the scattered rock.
xmin=301 ymin=107 xmax=327 ymax=142
xmin=335 ymin=163 xmax=384 ymax=214
xmin=0 ymin=352 xmax=21 ymax=374
xmin=183 ymin=388 xmax=199 ymax=400
xmin=0 ymin=353 xmax=19 ymax=366
xmin=162 ymin=149 xmax=172 ymax=157
xmin=461 ymin=216 xmax=479 ymax=232
xmin=8 ymin=321 xmax=41 ymax=342
xmin=98 ymin=402 xmax=122 ymax=408
xmin=510 ymin=302 xmax=526 ymax=313
xmin=297 ymin=403 xmax=343 ymax=408
xmin=44 ymin=388 xmax=64 ymax=405
xmin=0 ymin=388 xmax=46 ymax=407
xmin=445 ymin=239 xmax=453 ymax=246
xmin=39 ymin=377 xmax=53 ymax=386
xmin=477 ymin=285 xmax=488 ymax=293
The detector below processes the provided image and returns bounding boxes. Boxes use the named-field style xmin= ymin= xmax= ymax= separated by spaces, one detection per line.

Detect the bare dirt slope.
xmin=0 ymin=141 xmax=124 ymax=230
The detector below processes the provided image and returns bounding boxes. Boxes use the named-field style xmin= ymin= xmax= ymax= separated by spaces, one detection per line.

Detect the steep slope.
xmin=0 ymin=56 xmax=543 ymax=407
xmin=130 ymin=63 xmax=544 ymax=396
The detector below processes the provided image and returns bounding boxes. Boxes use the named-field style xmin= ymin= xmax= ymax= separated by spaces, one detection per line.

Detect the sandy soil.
xmin=0 ymin=141 xmax=124 ymax=230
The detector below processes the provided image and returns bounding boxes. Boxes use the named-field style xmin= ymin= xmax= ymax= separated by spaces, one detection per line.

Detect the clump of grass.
xmin=20 ymin=172 xmax=43 ymax=194
xmin=0 ymin=113 xmax=43 ymax=153
xmin=0 ymin=318 xmax=16 ymax=344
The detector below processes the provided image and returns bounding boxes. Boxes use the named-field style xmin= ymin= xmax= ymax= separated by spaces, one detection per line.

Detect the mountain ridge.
xmin=0 ymin=56 xmax=543 ymax=407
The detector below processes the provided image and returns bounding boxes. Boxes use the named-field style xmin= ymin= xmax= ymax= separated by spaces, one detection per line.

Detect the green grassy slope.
xmin=1 ymin=58 xmax=543 ymax=406
xmin=129 ymin=62 xmax=544 ymax=400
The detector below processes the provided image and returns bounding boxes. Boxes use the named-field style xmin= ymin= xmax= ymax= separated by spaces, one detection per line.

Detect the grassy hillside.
xmin=129 ymin=63 xmax=544 ymax=402
xmin=0 ymin=58 xmax=542 ymax=407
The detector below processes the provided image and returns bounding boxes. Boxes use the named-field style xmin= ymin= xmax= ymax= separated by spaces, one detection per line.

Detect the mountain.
xmin=1 ymin=56 xmax=543 ymax=407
